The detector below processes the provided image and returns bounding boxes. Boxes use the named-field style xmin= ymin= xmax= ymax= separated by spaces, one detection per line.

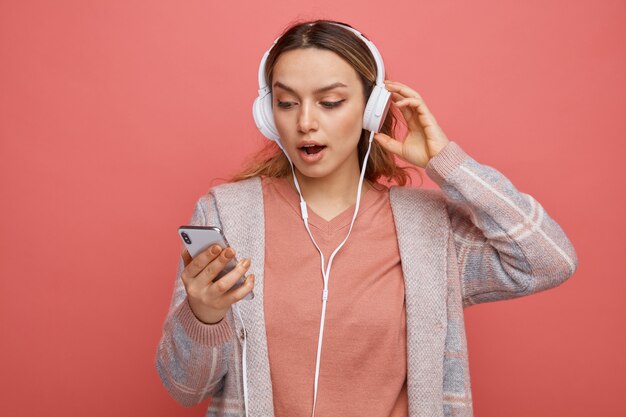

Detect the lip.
xmin=297 ymin=145 xmax=326 ymax=164
xmin=296 ymin=140 xmax=326 ymax=148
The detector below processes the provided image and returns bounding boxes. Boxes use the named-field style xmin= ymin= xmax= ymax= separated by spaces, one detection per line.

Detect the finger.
xmin=210 ymin=258 xmax=251 ymax=296
xmin=390 ymin=91 xmax=404 ymax=102
xmin=184 ymin=244 xmax=223 ymax=278
xmin=387 ymin=83 xmax=435 ymax=116
xmin=225 ymin=274 xmax=255 ymax=303
xmin=384 ymin=80 xmax=420 ymax=99
xmin=385 ymin=81 xmax=441 ymax=127
xmin=181 ymin=248 xmax=192 ymax=267
xmin=197 ymin=247 xmax=237 ymax=287
xmin=373 ymin=132 xmax=405 ymax=157
xmin=390 ymin=93 xmax=411 ymax=122
xmin=393 ymin=98 xmax=426 ymax=132
xmin=393 ymin=91 xmax=439 ymax=128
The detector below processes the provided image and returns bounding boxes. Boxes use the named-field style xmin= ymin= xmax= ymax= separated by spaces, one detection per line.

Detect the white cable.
xmin=281 ymin=132 xmax=375 ymax=417
xmin=261 ymin=131 xmax=376 ymax=417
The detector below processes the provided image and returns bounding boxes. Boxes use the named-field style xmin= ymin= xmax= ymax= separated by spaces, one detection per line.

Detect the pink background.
xmin=1 ymin=0 xmax=623 ymax=416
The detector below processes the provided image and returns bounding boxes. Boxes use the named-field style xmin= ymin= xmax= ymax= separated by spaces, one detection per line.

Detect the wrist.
xmin=425 ymin=141 xmax=469 ymax=184
xmin=429 ymin=139 xmax=451 ymax=159
xmin=187 ymin=298 xmax=227 ymax=325
xmin=174 ymin=297 xmax=234 ymax=346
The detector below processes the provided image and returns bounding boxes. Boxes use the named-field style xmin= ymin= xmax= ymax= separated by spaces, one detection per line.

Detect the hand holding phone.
xmin=178 ymin=226 xmax=255 ymax=324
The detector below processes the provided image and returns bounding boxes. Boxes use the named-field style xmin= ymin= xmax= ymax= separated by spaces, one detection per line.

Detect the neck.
xmin=288 ymin=156 xmax=372 ymax=208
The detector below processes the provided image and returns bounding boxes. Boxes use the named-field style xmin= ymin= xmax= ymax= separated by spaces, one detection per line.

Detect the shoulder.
xmin=388 ymin=185 xmax=451 ymax=240
xmin=389 ymin=184 xmax=446 ymax=210
xmin=208 ymin=176 xmax=262 ymax=196
xmin=192 ymin=177 xmax=263 ymax=215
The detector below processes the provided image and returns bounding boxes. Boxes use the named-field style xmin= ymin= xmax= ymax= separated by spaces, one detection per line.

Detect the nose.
xmin=297 ymin=101 xmax=319 ymax=133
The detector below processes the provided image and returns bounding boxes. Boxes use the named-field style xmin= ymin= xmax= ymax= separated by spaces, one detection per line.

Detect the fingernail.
xmin=240 ymin=258 xmax=251 ymax=268
xmin=225 ymin=247 xmax=235 ymax=258
xmin=210 ymin=245 xmax=221 ymax=255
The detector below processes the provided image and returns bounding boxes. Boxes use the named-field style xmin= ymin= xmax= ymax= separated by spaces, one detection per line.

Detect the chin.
xmin=293 ymin=165 xmax=329 ymax=179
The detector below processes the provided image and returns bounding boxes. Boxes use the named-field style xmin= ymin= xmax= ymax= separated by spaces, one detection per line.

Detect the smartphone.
xmin=178 ymin=225 xmax=254 ymax=300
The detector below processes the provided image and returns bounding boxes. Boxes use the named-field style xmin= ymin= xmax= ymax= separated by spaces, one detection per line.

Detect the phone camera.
xmin=181 ymin=232 xmax=192 ymax=244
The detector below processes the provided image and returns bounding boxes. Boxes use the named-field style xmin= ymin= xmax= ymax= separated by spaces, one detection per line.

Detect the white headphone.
xmin=243 ymin=22 xmax=392 ymax=417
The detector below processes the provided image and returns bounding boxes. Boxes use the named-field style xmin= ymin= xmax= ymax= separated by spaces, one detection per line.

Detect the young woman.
xmin=156 ymin=19 xmax=578 ymax=417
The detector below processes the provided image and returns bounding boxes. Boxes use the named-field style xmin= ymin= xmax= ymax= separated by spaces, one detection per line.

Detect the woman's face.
xmin=271 ymin=48 xmax=366 ymax=182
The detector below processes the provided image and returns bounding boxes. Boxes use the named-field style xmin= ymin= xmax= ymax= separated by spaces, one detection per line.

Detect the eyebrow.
xmin=272 ymin=81 xmax=348 ymax=95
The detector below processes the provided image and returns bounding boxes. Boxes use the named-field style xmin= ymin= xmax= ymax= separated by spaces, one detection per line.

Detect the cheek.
xmin=331 ymin=103 xmax=363 ymax=127
xmin=272 ymin=110 xmax=291 ymax=136
xmin=338 ymin=107 xmax=364 ymax=139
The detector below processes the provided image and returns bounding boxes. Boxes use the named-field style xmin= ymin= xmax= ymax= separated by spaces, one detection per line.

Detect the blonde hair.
xmin=229 ymin=19 xmax=421 ymax=186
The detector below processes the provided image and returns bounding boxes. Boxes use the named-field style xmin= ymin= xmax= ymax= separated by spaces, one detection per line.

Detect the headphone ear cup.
xmin=363 ymin=85 xmax=392 ymax=133
xmin=253 ymin=91 xmax=280 ymax=142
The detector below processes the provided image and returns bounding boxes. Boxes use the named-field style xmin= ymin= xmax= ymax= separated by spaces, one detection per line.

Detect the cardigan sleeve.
xmin=424 ymin=141 xmax=578 ymax=308
xmin=155 ymin=194 xmax=236 ymax=406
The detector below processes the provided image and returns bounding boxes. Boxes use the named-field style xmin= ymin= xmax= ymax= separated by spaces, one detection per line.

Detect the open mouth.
xmin=300 ymin=145 xmax=326 ymax=155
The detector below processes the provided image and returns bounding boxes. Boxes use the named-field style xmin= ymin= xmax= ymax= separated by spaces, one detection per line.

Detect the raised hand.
xmin=374 ymin=80 xmax=450 ymax=169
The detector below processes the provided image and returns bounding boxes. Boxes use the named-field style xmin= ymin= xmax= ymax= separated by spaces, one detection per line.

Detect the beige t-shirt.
xmin=262 ymin=175 xmax=408 ymax=417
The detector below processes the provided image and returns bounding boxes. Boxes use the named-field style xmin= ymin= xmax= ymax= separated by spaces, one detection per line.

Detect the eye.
xmin=321 ymin=100 xmax=345 ymax=109
xmin=276 ymin=99 xmax=345 ymax=109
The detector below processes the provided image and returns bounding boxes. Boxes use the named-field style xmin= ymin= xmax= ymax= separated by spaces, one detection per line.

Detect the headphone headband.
xmin=256 ymin=23 xmax=386 ymax=95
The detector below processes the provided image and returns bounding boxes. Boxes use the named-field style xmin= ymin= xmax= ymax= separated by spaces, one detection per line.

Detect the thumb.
xmin=373 ymin=132 xmax=403 ymax=157
xmin=181 ymin=248 xmax=192 ymax=267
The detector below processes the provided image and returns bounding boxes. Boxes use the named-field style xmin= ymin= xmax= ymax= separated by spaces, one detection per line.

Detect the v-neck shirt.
xmin=261 ymin=175 xmax=408 ymax=417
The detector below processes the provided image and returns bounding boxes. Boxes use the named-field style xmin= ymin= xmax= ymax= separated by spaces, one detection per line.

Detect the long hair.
xmin=230 ymin=19 xmax=420 ymax=186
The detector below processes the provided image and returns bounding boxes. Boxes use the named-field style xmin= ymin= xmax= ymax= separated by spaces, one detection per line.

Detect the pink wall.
xmin=1 ymin=0 xmax=623 ymax=415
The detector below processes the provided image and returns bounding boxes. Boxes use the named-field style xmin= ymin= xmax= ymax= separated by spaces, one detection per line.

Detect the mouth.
xmin=297 ymin=143 xmax=327 ymax=163
xmin=299 ymin=144 xmax=327 ymax=155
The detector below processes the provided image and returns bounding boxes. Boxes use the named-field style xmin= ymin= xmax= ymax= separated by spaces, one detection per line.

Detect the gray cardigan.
xmin=156 ymin=141 xmax=578 ymax=417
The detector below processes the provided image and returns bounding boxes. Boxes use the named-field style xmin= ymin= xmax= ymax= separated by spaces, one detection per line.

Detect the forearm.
xmin=425 ymin=141 xmax=578 ymax=305
xmin=155 ymin=296 xmax=234 ymax=406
